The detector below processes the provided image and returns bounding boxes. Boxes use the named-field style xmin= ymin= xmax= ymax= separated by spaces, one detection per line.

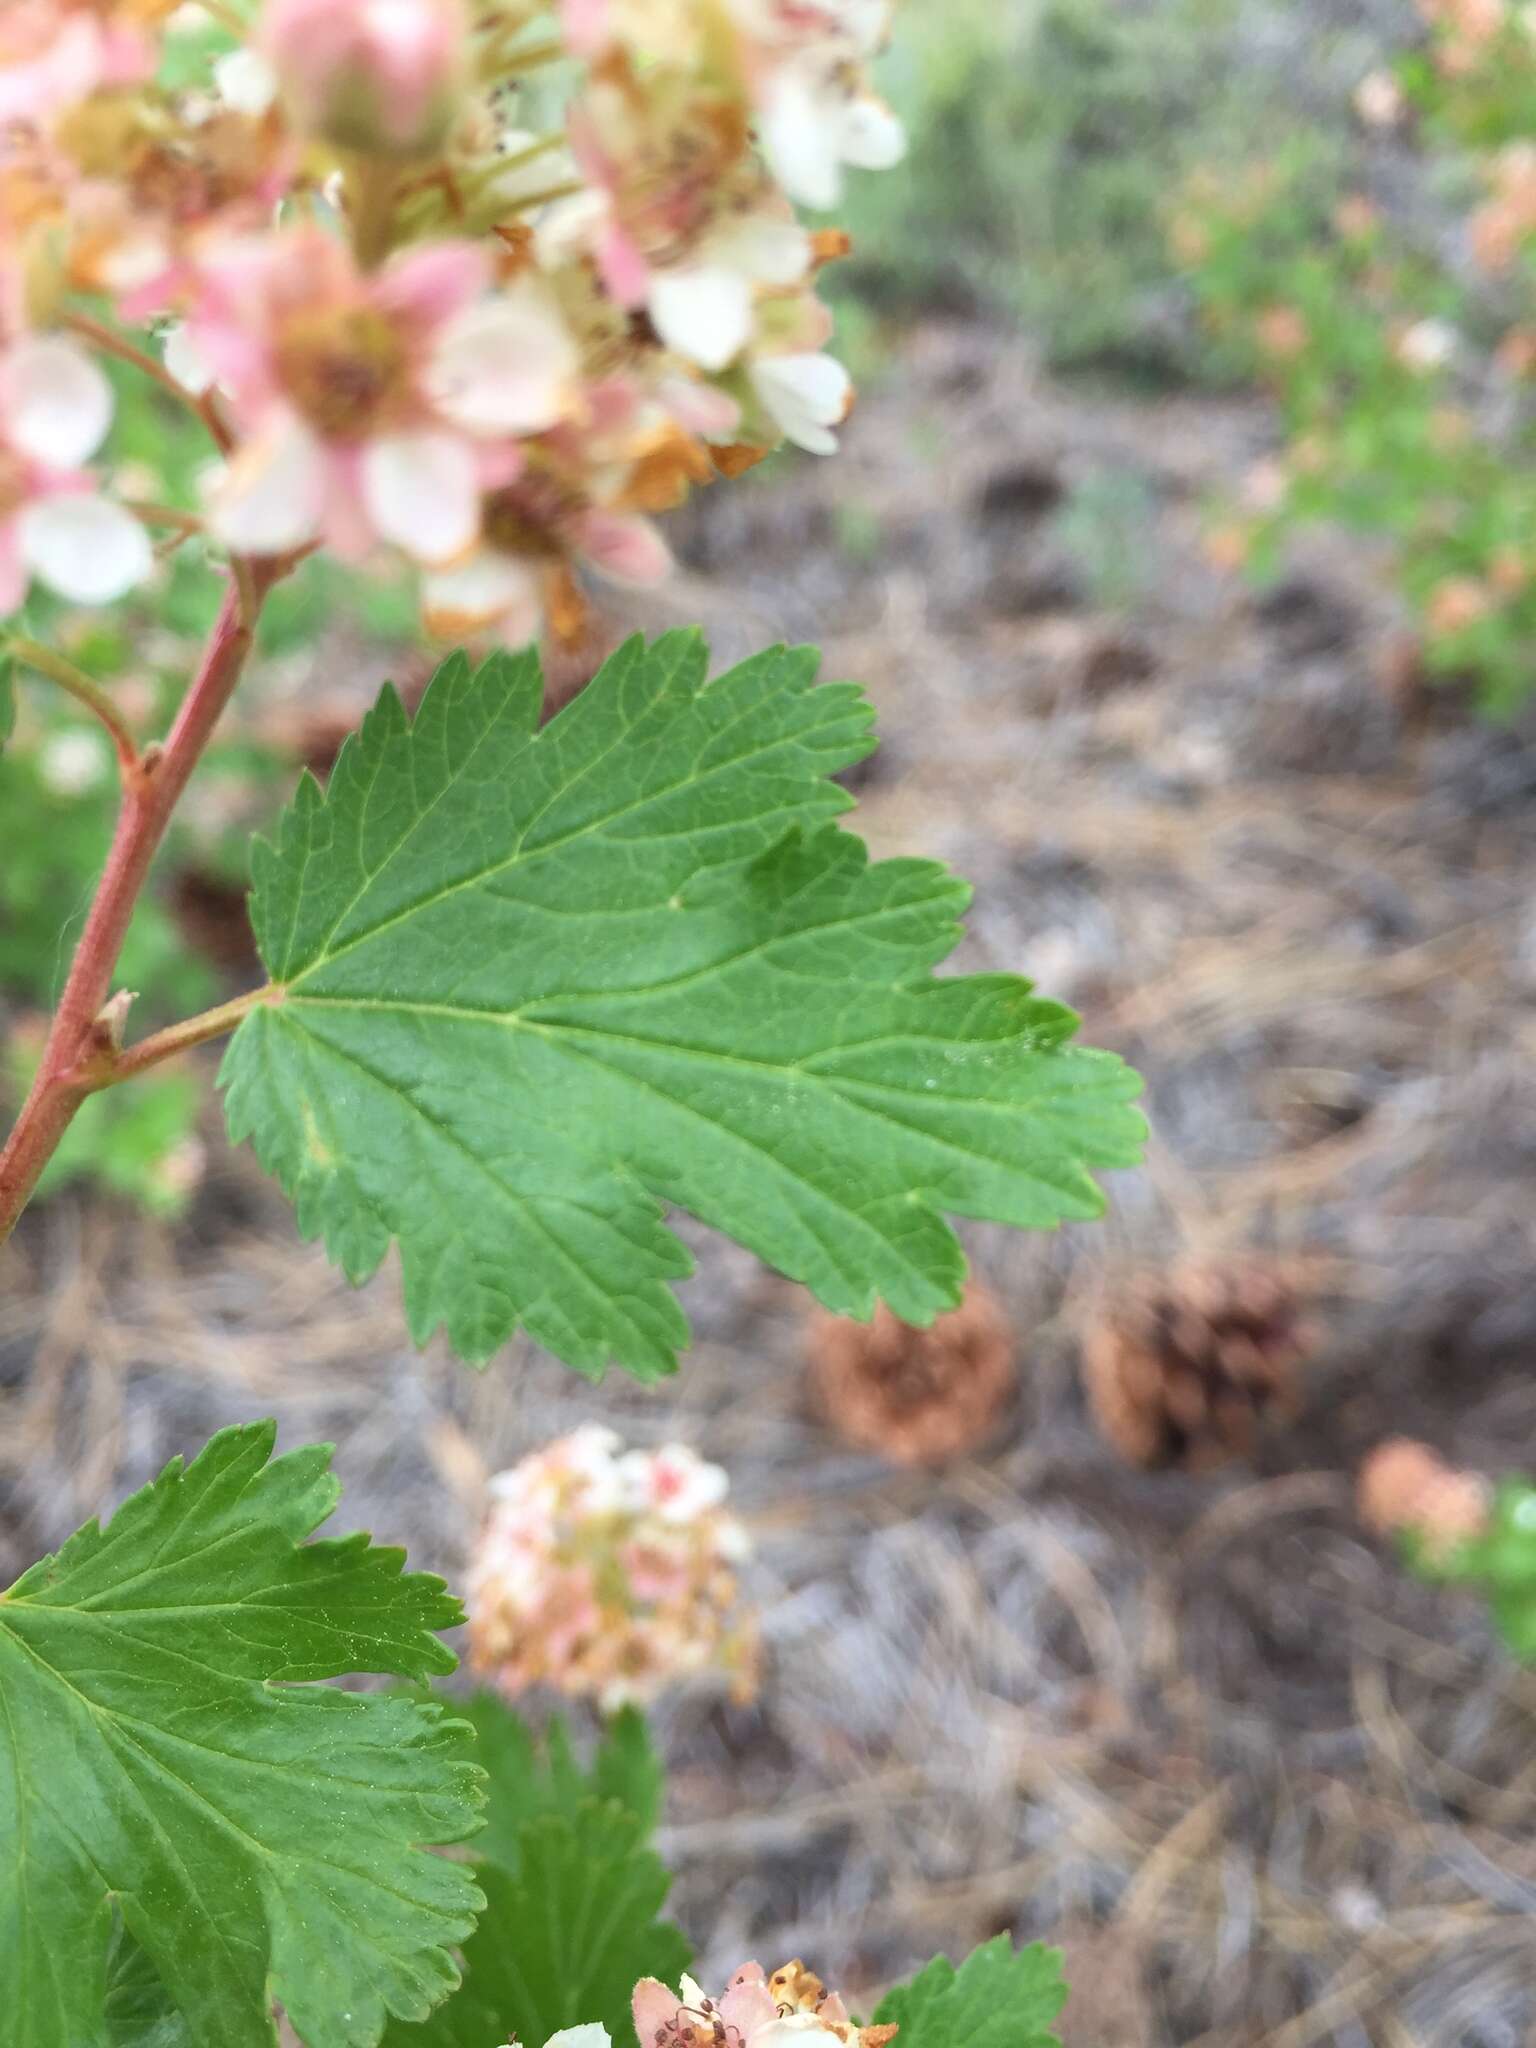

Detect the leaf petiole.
xmin=62 ymin=311 xmax=234 ymax=455
xmin=95 ymin=986 xmax=285 ymax=1092
xmin=4 ymin=636 xmax=142 ymax=777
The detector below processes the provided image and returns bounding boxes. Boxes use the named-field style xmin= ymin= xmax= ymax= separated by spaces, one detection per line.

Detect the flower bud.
xmin=1358 ymin=1438 xmax=1490 ymax=1559
xmin=262 ymin=0 xmax=469 ymax=159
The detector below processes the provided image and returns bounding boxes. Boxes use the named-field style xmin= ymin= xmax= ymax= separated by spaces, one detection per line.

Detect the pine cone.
xmin=1082 ymin=1258 xmax=1310 ymax=1472
xmin=807 ymin=1283 xmax=1015 ymax=1466
xmin=1358 ymin=1438 xmax=1490 ymax=1558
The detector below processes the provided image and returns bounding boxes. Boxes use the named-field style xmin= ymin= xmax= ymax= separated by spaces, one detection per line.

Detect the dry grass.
xmin=5 ymin=324 xmax=1536 ymax=2045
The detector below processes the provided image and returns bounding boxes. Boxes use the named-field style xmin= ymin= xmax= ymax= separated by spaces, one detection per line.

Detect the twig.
xmin=92 ymin=987 xmax=284 ymax=1090
xmin=62 ymin=311 xmax=234 ymax=455
xmin=4 ymin=637 xmax=141 ymax=776
xmin=0 ymin=566 xmax=278 ymax=1243
xmin=125 ymin=500 xmax=204 ymax=535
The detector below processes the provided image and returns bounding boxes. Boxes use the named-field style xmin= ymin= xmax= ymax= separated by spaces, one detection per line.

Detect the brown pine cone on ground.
xmin=1081 ymin=1257 xmax=1311 ymax=1473
xmin=806 ymin=1282 xmax=1016 ymax=1466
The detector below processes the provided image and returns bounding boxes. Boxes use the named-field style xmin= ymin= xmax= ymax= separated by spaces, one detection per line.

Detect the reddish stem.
xmin=0 ymin=571 xmax=273 ymax=1242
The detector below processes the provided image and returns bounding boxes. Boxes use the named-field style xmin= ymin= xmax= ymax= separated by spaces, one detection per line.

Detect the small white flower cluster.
xmin=467 ymin=1424 xmax=756 ymax=1710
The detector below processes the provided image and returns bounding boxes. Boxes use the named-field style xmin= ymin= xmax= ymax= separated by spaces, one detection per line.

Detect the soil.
xmin=6 ymin=321 xmax=1536 ymax=2046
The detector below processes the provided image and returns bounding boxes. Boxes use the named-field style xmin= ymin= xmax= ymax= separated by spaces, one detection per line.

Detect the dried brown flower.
xmin=807 ymin=1282 xmax=1015 ymax=1466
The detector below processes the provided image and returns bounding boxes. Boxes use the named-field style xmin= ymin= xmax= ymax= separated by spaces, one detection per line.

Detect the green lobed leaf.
xmin=872 ymin=1938 xmax=1067 ymax=2048
xmin=457 ymin=1692 xmax=664 ymax=1869
xmin=381 ymin=1802 xmax=691 ymax=2048
xmin=224 ymin=632 xmax=1143 ymax=1378
xmin=0 ymin=649 xmax=13 ymax=752
xmin=0 ymin=1422 xmax=486 ymax=2048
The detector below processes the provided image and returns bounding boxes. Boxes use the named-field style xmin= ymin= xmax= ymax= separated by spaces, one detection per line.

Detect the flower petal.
xmin=3 ymin=335 xmax=114 ymax=468
xmin=577 ymin=511 xmax=672 ymax=587
xmin=721 ymin=1968 xmax=778 ymax=2039
xmin=163 ymin=322 xmax=215 ymax=396
xmin=427 ymin=284 xmax=579 ymax=436
xmin=0 ymin=16 xmax=103 ymax=127
xmin=710 ymin=215 xmax=811 ymax=287
xmin=421 ymin=550 xmax=539 ymax=640
xmin=649 ymin=267 xmax=753 ymax=372
xmin=759 ymin=72 xmax=842 ymax=210
xmin=842 ymin=95 xmax=906 ymax=172
xmin=362 ymin=430 xmax=480 ymax=565
xmin=658 ymin=374 xmax=741 ymax=440
xmin=207 ymin=412 xmax=326 ymax=556
xmin=379 ymin=240 xmax=489 ymax=335
xmin=751 ymin=351 xmax=851 ymax=455
xmin=546 ymin=2028 xmax=613 ymax=2048
xmin=633 ymin=1981 xmax=683 ymax=2046
xmin=18 ymin=493 xmax=152 ymax=604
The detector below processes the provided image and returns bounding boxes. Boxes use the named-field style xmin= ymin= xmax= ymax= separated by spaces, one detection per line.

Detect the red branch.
xmin=0 ymin=571 xmax=273 ymax=1242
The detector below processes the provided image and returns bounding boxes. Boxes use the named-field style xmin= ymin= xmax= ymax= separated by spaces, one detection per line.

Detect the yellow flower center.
xmin=273 ymin=306 xmax=413 ymax=441
xmin=482 ymin=478 xmax=581 ymax=560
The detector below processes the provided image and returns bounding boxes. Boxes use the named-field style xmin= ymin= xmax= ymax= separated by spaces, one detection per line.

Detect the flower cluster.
xmin=1172 ymin=51 xmax=1536 ymax=715
xmin=528 ymin=1962 xmax=897 ymax=2048
xmin=466 ymin=1425 xmax=756 ymax=1709
xmin=0 ymin=0 xmax=902 ymax=641
xmin=633 ymin=1962 xmax=897 ymax=2048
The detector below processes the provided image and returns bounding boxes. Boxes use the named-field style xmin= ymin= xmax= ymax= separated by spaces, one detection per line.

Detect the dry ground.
xmin=6 ymin=323 xmax=1536 ymax=2046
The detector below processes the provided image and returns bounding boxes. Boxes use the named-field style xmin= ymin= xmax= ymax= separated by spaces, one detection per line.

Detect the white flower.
xmin=649 ymin=216 xmax=811 ymax=372
xmin=0 ymin=336 xmax=152 ymax=613
xmin=750 ymin=351 xmax=852 ymax=454
xmin=758 ymin=58 xmax=904 ymax=211
xmin=5 ymin=334 xmax=113 ymax=467
xmin=20 ymin=494 xmax=155 ymax=604
xmin=618 ymin=1444 xmax=731 ymax=1524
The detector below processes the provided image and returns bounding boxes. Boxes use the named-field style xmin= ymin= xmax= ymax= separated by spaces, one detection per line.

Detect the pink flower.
xmin=421 ymin=485 xmax=672 ymax=649
xmin=467 ymin=1429 xmax=755 ymax=1711
xmin=59 ymin=91 xmax=293 ymax=322
xmin=564 ymin=76 xmax=812 ymax=371
xmin=191 ymin=228 xmax=578 ymax=562
xmin=262 ymin=0 xmax=468 ymax=157
xmin=421 ymin=393 xmax=683 ymax=645
xmin=0 ymin=335 xmax=152 ymax=613
xmin=633 ymin=1964 xmax=898 ymax=2048
xmin=0 ymin=2 xmax=151 ymax=130
xmin=633 ymin=1970 xmax=779 ymax=2048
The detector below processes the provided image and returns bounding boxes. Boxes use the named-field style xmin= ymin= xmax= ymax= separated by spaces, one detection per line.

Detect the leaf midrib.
xmin=283 ymin=871 xmax=960 ymax=1021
